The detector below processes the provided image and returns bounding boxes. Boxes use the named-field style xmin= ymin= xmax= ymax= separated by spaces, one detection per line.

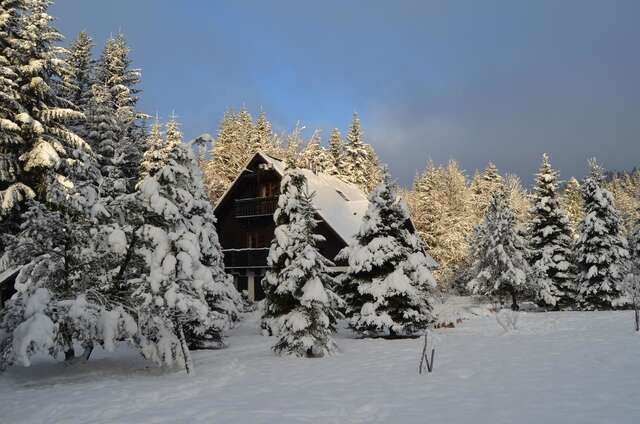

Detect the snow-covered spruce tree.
xmin=340 ymin=168 xmax=437 ymax=337
xmin=574 ymin=161 xmax=629 ymax=310
xmin=139 ymin=113 xmax=181 ymax=181
xmin=562 ymin=177 xmax=583 ymax=239
xmin=408 ymin=160 xmax=474 ymax=287
xmin=299 ymin=130 xmax=331 ymax=173
xmin=266 ymin=170 xmax=340 ymax=357
xmin=0 ymin=0 xmax=85 ymax=214
xmin=0 ymin=0 xmax=32 ymax=223
xmin=0 ymin=197 xmax=138 ymax=370
xmin=341 ymin=112 xmax=381 ymax=192
xmin=324 ymin=127 xmax=344 ymax=176
xmin=527 ymin=154 xmax=576 ymax=309
xmin=467 ymin=189 xmax=531 ymax=310
xmin=134 ymin=137 xmax=239 ymax=374
xmin=261 ymin=168 xmax=307 ymax=335
xmin=95 ymin=33 xmax=146 ymax=191
xmin=60 ymin=31 xmax=94 ymax=139
xmin=470 ymin=162 xmax=503 ymax=223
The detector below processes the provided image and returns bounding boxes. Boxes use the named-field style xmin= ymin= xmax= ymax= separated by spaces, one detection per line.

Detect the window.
xmin=260 ymin=181 xmax=279 ymax=198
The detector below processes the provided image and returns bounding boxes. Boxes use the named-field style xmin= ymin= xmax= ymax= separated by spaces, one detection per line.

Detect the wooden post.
xmin=419 ymin=331 xmax=435 ymax=374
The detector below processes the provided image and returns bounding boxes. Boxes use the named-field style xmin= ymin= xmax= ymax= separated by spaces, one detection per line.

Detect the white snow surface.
xmin=2 ymin=308 xmax=640 ymax=423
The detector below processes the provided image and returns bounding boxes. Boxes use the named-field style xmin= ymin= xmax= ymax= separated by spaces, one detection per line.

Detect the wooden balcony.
xmin=222 ymin=248 xmax=269 ymax=269
xmin=234 ymin=197 xmax=278 ymax=218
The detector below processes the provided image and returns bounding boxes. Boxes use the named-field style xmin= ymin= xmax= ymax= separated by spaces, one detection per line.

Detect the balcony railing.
xmin=222 ymin=248 xmax=269 ymax=269
xmin=234 ymin=196 xmax=278 ymax=218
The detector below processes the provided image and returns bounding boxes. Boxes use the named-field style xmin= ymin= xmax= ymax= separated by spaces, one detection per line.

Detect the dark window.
xmin=260 ymin=181 xmax=279 ymax=198
xmin=235 ymin=275 xmax=248 ymax=292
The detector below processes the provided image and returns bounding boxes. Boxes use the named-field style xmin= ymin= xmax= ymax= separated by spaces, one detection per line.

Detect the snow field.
xmin=1 ymin=310 xmax=639 ymax=424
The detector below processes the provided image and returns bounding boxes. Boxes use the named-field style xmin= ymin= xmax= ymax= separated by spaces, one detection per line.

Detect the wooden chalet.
xmin=214 ymin=151 xmax=435 ymax=301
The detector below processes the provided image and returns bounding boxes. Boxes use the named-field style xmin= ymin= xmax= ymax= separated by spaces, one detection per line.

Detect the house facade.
xmin=214 ymin=151 xmax=436 ymax=302
xmin=214 ymin=152 xmax=372 ymax=301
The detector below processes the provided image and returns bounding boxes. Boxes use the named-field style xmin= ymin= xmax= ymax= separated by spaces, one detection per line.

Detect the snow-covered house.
xmin=214 ymin=151 xmax=432 ymax=301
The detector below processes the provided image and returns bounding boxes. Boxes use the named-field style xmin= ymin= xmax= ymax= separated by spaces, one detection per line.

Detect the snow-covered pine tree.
xmin=470 ymin=162 xmax=503 ymax=223
xmin=0 ymin=0 xmax=32 ymax=224
xmin=267 ymin=170 xmax=340 ymax=357
xmin=574 ymin=160 xmax=629 ymax=310
xmin=324 ymin=128 xmax=344 ymax=176
xmin=261 ymin=168 xmax=307 ymax=335
xmin=60 ymin=31 xmax=94 ymax=139
xmin=607 ymin=172 xmax=640 ymax=235
xmin=341 ymin=112 xmax=374 ymax=191
xmin=528 ymin=154 xmax=576 ymax=309
xmin=467 ymin=189 xmax=530 ymax=310
xmin=253 ymin=110 xmax=274 ymax=152
xmin=299 ymin=130 xmax=331 ymax=173
xmin=408 ymin=160 xmax=473 ymax=287
xmin=340 ymin=168 xmax=437 ymax=337
xmin=95 ymin=33 xmax=146 ymax=191
xmin=84 ymin=82 xmax=125 ymax=199
xmin=562 ymin=177 xmax=583 ymax=239
xmin=139 ymin=115 xmax=164 ymax=179
xmin=137 ymin=113 xmax=180 ymax=181
xmin=0 ymin=0 xmax=85 ymax=212
xmin=134 ymin=129 xmax=239 ymax=373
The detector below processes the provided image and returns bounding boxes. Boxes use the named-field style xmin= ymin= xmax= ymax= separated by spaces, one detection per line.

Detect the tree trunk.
xmin=635 ymin=306 xmax=639 ymax=332
xmin=175 ymin=320 xmax=194 ymax=375
xmin=82 ymin=344 xmax=93 ymax=361
xmin=115 ymin=226 xmax=140 ymax=291
xmin=509 ymin=288 xmax=519 ymax=311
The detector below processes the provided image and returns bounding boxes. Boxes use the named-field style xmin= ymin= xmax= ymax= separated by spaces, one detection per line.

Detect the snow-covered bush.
xmin=340 ymin=168 xmax=437 ymax=337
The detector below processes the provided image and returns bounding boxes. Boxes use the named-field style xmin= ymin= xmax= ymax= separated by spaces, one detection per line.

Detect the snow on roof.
xmin=215 ymin=151 xmax=437 ymax=266
xmin=257 ymin=153 xmax=368 ymax=245
xmin=0 ymin=266 xmax=21 ymax=285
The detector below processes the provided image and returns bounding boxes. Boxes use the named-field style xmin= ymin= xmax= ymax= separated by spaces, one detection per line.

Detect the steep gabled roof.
xmin=214 ymin=151 xmax=436 ymax=267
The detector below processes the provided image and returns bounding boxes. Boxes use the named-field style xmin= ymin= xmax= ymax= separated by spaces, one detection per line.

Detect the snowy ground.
xmin=2 ymin=309 xmax=640 ymax=424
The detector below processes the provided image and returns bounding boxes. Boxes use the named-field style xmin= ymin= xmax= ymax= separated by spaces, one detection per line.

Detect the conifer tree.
xmin=95 ymin=33 xmax=145 ymax=191
xmin=562 ymin=177 xmax=583 ymax=239
xmin=0 ymin=0 xmax=85 ymax=209
xmin=470 ymin=162 xmax=503 ymax=223
xmin=61 ymin=31 xmax=94 ymax=133
xmin=0 ymin=0 xmax=32 ymax=220
xmin=409 ymin=160 xmax=473 ymax=286
xmin=528 ymin=154 xmax=576 ymax=309
xmin=261 ymin=168 xmax=308 ymax=335
xmin=325 ymin=128 xmax=344 ymax=176
xmin=342 ymin=112 xmax=379 ymax=191
xmin=299 ymin=130 xmax=331 ymax=173
xmin=574 ymin=160 xmax=629 ymax=310
xmin=134 ymin=140 xmax=239 ymax=373
xmin=340 ymin=168 xmax=437 ymax=337
xmin=264 ymin=170 xmax=339 ymax=357
xmin=253 ymin=110 xmax=273 ymax=152
xmin=467 ymin=190 xmax=531 ymax=310
xmin=139 ymin=115 xmax=164 ymax=179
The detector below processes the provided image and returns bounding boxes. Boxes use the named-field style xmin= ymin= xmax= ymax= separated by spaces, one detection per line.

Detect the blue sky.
xmin=52 ymin=0 xmax=639 ymax=185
